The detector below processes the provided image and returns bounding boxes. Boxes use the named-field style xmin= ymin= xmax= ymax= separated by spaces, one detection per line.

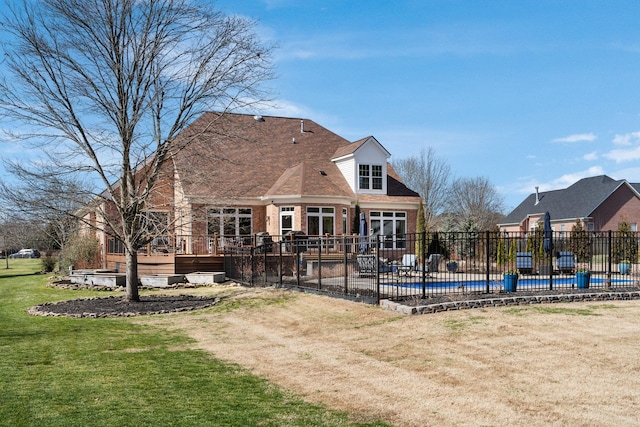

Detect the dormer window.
xmin=359 ymin=164 xmax=383 ymax=190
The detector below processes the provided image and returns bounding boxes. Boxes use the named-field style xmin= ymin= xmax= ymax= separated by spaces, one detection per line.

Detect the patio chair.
xmin=397 ymin=254 xmax=417 ymax=276
xmin=357 ymin=255 xmax=391 ymax=277
xmin=516 ymin=252 xmax=533 ymax=274
xmin=428 ymin=254 xmax=442 ymax=273
xmin=556 ymin=251 xmax=575 ymax=274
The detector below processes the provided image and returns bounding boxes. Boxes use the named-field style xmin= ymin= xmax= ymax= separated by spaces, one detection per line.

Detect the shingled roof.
xmin=170 ymin=112 xmax=419 ymax=201
xmin=501 ymin=175 xmax=640 ymax=225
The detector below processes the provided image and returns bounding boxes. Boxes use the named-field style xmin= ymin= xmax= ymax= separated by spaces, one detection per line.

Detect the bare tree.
xmin=392 ymin=147 xmax=451 ymax=231
xmin=0 ymin=165 xmax=87 ymax=251
xmin=0 ymin=0 xmax=274 ymax=301
xmin=446 ymin=176 xmax=505 ymax=232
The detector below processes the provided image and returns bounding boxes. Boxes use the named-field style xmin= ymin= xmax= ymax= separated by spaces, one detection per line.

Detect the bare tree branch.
xmin=392 ymin=147 xmax=451 ymax=231
xmin=0 ymin=0 xmax=275 ymax=300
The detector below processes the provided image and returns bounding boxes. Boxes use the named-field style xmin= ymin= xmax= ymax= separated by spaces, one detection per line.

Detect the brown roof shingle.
xmin=170 ymin=112 xmax=419 ymax=203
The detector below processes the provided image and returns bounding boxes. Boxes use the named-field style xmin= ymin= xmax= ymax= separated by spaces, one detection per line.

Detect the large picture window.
xmin=307 ymin=207 xmax=334 ymax=236
xmin=359 ymin=164 xmax=383 ymax=190
xmin=207 ymin=207 xmax=252 ymax=237
xmin=369 ymin=211 xmax=406 ymax=249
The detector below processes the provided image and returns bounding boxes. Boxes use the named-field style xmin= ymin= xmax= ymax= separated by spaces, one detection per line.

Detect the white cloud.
xmin=601 ymin=131 xmax=640 ymax=162
xmin=608 ymin=166 xmax=640 ymax=183
xmin=583 ymin=151 xmax=598 ymax=161
xmin=516 ymin=166 xmax=606 ymax=196
xmin=275 ymin=21 xmax=551 ymax=63
xmin=603 ymin=145 xmax=640 ymax=163
xmin=612 ymin=131 xmax=640 ymax=146
xmin=552 ymin=133 xmax=597 ymax=143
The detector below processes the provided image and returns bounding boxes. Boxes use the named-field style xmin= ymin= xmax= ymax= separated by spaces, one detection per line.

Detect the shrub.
xmin=59 ymin=233 xmax=102 ymax=271
xmin=614 ymin=220 xmax=638 ymax=263
xmin=41 ymin=257 xmax=57 ymax=273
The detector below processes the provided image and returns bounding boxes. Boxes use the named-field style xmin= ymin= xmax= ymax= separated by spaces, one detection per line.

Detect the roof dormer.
xmin=332 ymin=136 xmax=390 ymax=195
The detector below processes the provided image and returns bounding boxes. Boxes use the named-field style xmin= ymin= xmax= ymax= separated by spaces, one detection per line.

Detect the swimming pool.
xmin=383 ymin=277 xmax=635 ymax=290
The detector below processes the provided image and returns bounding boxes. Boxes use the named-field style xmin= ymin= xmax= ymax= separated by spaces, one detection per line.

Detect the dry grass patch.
xmin=143 ymin=286 xmax=640 ymax=426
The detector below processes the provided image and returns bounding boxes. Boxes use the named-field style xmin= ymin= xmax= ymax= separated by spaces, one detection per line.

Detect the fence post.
xmin=296 ymin=246 xmax=301 ymax=288
xmin=343 ymin=236 xmax=348 ymax=295
xmin=485 ymin=230 xmax=491 ymax=293
xmin=549 ymin=231 xmax=554 ymax=291
xmin=250 ymin=247 xmax=254 ymax=287
xmin=376 ymin=235 xmax=381 ymax=304
xmin=421 ymin=231 xmax=427 ymax=299
xmin=279 ymin=240 xmax=283 ymax=286
xmin=607 ymin=230 xmax=612 ymax=287
xmin=317 ymin=237 xmax=322 ymax=290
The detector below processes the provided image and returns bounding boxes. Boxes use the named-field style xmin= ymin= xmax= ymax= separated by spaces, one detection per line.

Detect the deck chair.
xmin=516 ymin=252 xmax=533 ymax=274
xmin=397 ymin=254 xmax=417 ymax=276
xmin=428 ymin=254 xmax=442 ymax=273
xmin=556 ymin=251 xmax=575 ymax=274
xmin=357 ymin=255 xmax=391 ymax=277
xmin=357 ymin=255 xmax=375 ymax=277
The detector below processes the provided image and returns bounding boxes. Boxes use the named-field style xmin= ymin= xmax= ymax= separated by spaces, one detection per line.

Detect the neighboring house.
xmin=499 ymin=175 xmax=640 ymax=235
xmin=92 ymin=112 xmax=421 ymax=274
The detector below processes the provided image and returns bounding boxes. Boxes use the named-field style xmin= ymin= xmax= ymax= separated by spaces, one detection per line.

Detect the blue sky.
xmin=214 ymin=0 xmax=640 ymax=212
xmin=2 ymin=1 xmax=640 ymax=213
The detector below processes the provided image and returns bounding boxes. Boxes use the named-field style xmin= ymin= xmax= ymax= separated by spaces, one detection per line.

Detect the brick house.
xmin=498 ymin=175 xmax=640 ymax=235
xmin=94 ymin=112 xmax=421 ymax=274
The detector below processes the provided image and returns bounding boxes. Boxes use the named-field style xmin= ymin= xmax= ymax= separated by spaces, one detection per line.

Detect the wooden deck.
xmin=106 ymin=253 xmax=224 ymax=275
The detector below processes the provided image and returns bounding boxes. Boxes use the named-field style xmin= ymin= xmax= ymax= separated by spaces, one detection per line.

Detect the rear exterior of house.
xmin=92 ymin=112 xmax=421 ymax=275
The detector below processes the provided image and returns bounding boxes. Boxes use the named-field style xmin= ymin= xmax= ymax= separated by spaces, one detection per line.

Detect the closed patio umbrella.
xmin=543 ymin=211 xmax=554 ymax=254
xmin=359 ymin=212 xmax=368 ymax=254
xmin=543 ymin=211 xmax=555 ymax=289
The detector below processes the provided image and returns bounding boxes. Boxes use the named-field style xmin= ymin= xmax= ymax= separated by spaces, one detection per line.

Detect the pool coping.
xmin=380 ymin=291 xmax=640 ymax=315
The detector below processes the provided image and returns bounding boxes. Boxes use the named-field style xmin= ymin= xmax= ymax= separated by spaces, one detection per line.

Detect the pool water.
xmin=384 ymin=277 xmax=634 ymax=290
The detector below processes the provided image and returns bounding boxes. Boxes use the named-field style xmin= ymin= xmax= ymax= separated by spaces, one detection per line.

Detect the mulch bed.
xmin=28 ymin=295 xmax=221 ymax=318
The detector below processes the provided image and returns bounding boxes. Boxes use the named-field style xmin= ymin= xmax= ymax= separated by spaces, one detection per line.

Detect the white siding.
xmin=335 ymin=157 xmax=356 ymax=192
xmin=333 ymin=137 xmax=390 ymax=195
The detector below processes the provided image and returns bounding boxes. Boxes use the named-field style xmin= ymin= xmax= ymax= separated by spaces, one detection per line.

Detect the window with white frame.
xmin=207 ymin=207 xmax=252 ymax=237
xmin=359 ymin=164 xmax=383 ymax=190
xmin=342 ymin=208 xmax=348 ymax=234
xmin=307 ymin=207 xmax=334 ymax=236
xmin=369 ymin=211 xmax=406 ymax=249
xmin=280 ymin=207 xmax=294 ymax=235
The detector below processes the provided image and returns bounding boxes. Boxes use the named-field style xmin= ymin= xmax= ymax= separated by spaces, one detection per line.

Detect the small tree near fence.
xmin=570 ymin=220 xmax=591 ymax=263
xmin=613 ymin=220 xmax=638 ymax=263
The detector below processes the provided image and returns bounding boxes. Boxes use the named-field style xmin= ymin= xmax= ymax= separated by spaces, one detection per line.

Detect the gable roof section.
xmin=332 ymin=136 xmax=390 ymax=160
xmin=170 ymin=112 xmax=414 ymax=203
xmin=501 ymin=175 xmax=636 ymax=225
xmin=264 ymin=161 xmax=353 ymax=199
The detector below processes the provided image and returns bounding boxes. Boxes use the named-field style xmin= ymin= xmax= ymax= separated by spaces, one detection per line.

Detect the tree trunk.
xmin=125 ymin=249 xmax=139 ymax=301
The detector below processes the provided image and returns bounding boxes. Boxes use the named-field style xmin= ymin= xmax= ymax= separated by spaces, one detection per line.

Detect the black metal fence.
xmin=223 ymin=231 xmax=640 ymax=304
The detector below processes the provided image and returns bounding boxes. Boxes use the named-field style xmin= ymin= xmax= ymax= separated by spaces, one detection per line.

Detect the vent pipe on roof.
xmin=535 ymin=186 xmax=539 ymax=205
xmin=300 ymin=119 xmax=305 ymax=134
xmin=292 ymin=137 xmax=296 ymax=144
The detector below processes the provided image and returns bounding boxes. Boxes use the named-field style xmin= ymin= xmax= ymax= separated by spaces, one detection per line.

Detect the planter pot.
xmin=619 ymin=262 xmax=631 ymax=275
xmin=446 ymin=263 xmax=458 ymax=273
xmin=576 ymin=272 xmax=590 ymax=289
xmin=503 ymin=273 xmax=518 ymax=292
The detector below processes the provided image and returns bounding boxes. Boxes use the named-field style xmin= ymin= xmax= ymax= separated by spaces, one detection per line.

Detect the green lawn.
xmin=0 ymin=260 xmax=389 ymax=427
